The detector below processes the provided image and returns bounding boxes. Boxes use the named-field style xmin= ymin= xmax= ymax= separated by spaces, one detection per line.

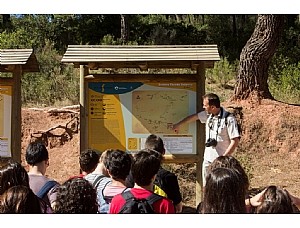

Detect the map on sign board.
xmin=132 ymin=90 xmax=189 ymax=134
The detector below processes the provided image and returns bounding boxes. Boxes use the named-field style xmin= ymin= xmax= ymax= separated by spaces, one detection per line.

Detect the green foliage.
xmin=269 ymin=57 xmax=300 ymax=103
xmin=100 ymin=34 xmax=120 ymax=45
xmin=0 ymin=28 xmax=34 ymax=48
xmin=276 ymin=15 xmax=300 ymax=64
xmin=205 ymin=15 xmax=257 ymax=62
xmin=51 ymin=14 xmax=121 ymax=53
xmin=9 ymin=15 xmax=54 ymax=50
xmin=206 ymin=57 xmax=237 ymax=86
xmin=129 ymin=15 xmax=207 ymax=45
xmin=1 ymin=14 xmax=300 ymax=106
xmin=50 ymin=14 xmax=80 ymax=53
xmin=0 ymin=14 xmax=12 ymax=32
xmin=21 ymin=41 xmax=79 ymax=106
xmin=100 ymin=34 xmax=138 ymax=45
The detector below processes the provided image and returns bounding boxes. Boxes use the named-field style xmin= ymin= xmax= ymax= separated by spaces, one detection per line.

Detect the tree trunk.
xmin=175 ymin=14 xmax=183 ymax=22
xmin=232 ymin=15 xmax=237 ymax=38
xmin=120 ymin=14 xmax=129 ymax=44
xmin=188 ymin=14 xmax=194 ymax=25
xmin=233 ymin=15 xmax=284 ymax=101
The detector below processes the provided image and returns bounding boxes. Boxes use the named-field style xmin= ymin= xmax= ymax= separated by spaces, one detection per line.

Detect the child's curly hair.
xmin=54 ymin=178 xmax=98 ymax=213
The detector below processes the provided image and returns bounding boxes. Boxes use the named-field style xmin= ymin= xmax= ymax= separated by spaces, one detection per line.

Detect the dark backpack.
xmin=154 ymin=169 xmax=167 ymax=192
xmin=118 ymin=191 xmax=162 ymax=214
xmin=153 ymin=168 xmax=169 ymax=197
xmin=224 ymin=106 xmax=243 ymax=136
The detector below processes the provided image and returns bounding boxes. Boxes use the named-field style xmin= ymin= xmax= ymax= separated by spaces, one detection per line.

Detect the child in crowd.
xmin=83 ymin=149 xmax=112 ymax=213
xmin=53 ymin=177 xmax=98 ymax=213
xmin=255 ymin=185 xmax=295 ymax=213
xmin=25 ymin=141 xmax=59 ymax=209
xmin=202 ymin=167 xmax=247 ymax=213
xmin=110 ymin=149 xmax=175 ymax=214
xmin=102 ymin=149 xmax=132 ymax=211
xmin=70 ymin=148 xmax=100 ymax=179
xmin=0 ymin=160 xmax=51 ymax=213
xmin=197 ymin=155 xmax=264 ymax=213
xmin=0 ymin=185 xmax=42 ymax=213
xmin=126 ymin=134 xmax=182 ymax=213
xmin=0 ymin=160 xmax=30 ymax=195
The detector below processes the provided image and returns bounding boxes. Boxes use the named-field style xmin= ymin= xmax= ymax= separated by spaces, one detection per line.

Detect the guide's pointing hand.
xmin=172 ymin=123 xmax=180 ymax=134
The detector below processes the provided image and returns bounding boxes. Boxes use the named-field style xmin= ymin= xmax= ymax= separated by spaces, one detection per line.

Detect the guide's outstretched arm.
xmin=172 ymin=113 xmax=199 ymax=133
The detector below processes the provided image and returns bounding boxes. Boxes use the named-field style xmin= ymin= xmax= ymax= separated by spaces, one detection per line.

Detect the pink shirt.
xmin=103 ymin=185 xmax=128 ymax=198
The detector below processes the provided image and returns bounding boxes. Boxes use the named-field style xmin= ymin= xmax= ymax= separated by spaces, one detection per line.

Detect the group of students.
xmin=69 ymin=133 xmax=182 ymax=213
xmin=1 ymin=134 xmax=300 ymax=213
xmin=0 ymin=134 xmax=182 ymax=213
xmin=0 ymin=142 xmax=59 ymax=213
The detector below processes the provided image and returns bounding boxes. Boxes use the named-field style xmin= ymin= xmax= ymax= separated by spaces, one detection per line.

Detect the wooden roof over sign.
xmin=61 ymin=45 xmax=220 ymax=70
xmin=0 ymin=49 xmax=39 ymax=72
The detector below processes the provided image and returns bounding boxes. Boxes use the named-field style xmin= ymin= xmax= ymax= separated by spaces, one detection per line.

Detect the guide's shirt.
xmin=197 ymin=108 xmax=240 ymax=162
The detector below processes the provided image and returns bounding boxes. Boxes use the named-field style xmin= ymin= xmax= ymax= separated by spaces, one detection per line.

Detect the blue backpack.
xmin=36 ymin=180 xmax=58 ymax=199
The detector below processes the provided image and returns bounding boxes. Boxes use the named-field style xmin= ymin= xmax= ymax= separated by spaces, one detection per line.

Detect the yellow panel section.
xmin=88 ymin=89 xmax=126 ymax=152
xmin=0 ymin=86 xmax=12 ymax=136
xmin=0 ymin=86 xmax=12 ymax=96
xmin=127 ymin=138 xmax=138 ymax=150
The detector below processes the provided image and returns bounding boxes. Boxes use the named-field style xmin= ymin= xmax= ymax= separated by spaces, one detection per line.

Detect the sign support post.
xmin=11 ymin=66 xmax=22 ymax=162
xmin=196 ymin=63 xmax=206 ymax=207
xmin=80 ymin=65 xmax=89 ymax=153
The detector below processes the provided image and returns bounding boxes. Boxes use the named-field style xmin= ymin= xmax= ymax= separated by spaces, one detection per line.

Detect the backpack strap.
xmin=101 ymin=179 xmax=112 ymax=198
xmin=104 ymin=195 xmax=114 ymax=203
xmin=121 ymin=191 xmax=163 ymax=205
xmin=224 ymin=111 xmax=231 ymax=126
xmin=36 ymin=180 xmax=58 ymax=199
xmin=224 ymin=111 xmax=242 ymax=137
xmin=92 ymin=174 xmax=106 ymax=189
xmin=122 ymin=187 xmax=129 ymax=193
xmin=121 ymin=190 xmax=134 ymax=201
xmin=121 ymin=191 xmax=162 ymax=205
xmin=155 ymin=168 xmax=169 ymax=191
xmin=119 ymin=191 xmax=162 ymax=214
xmin=146 ymin=193 xmax=163 ymax=205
